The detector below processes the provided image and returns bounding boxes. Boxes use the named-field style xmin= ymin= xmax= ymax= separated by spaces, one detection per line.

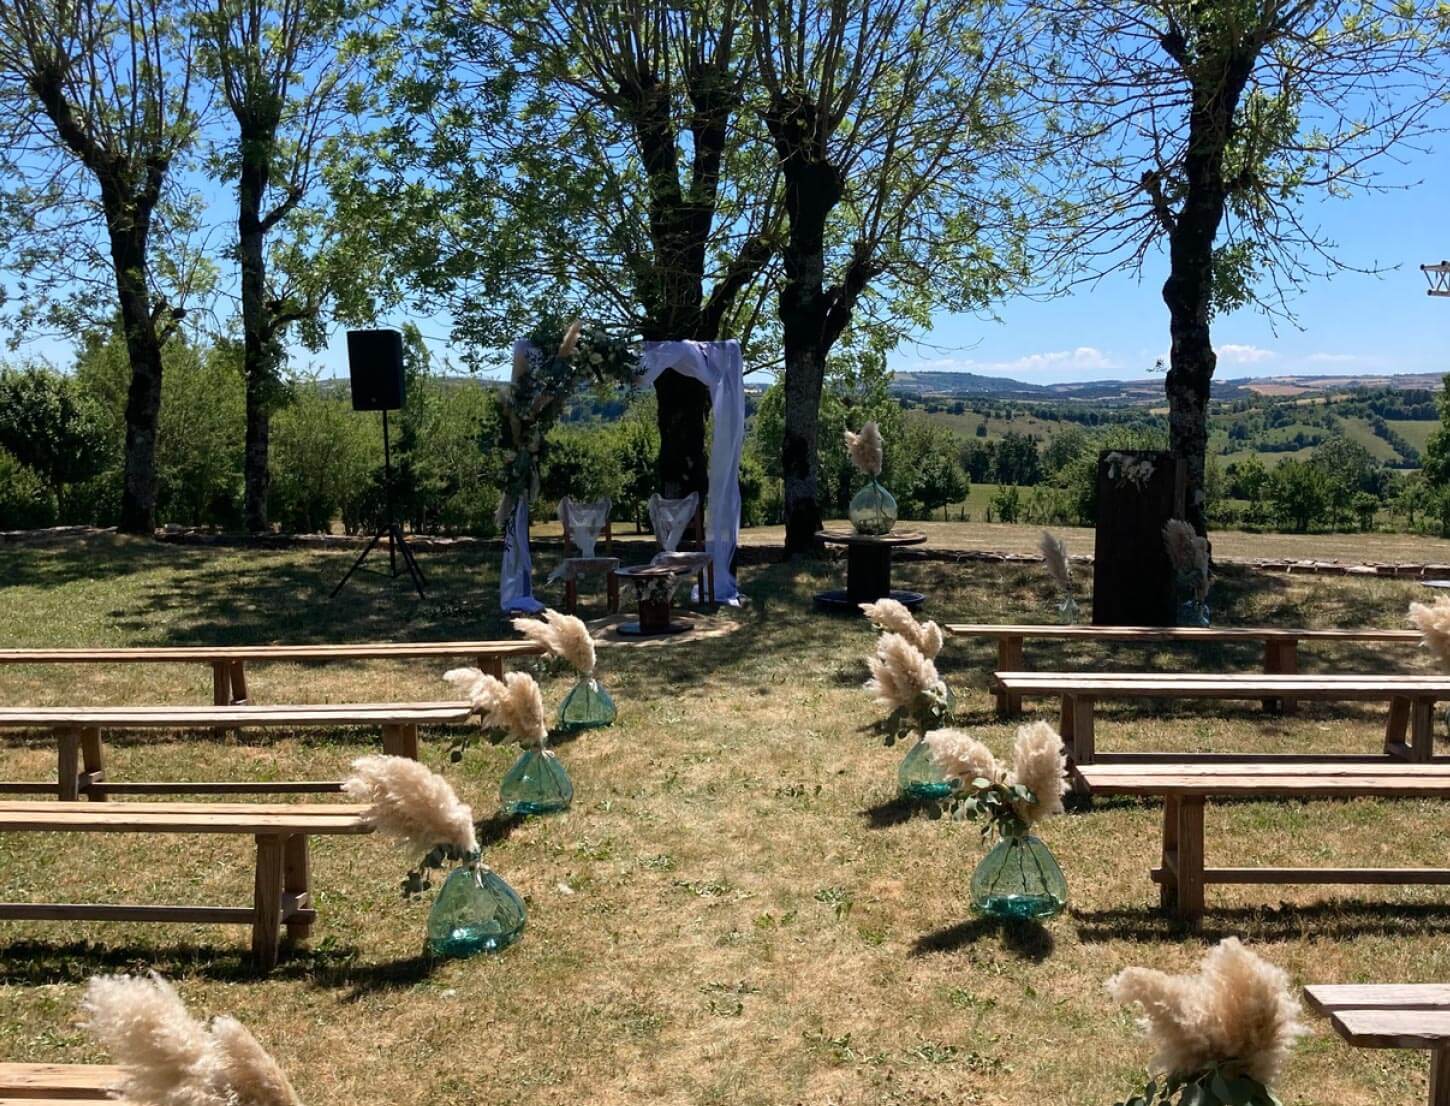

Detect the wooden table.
xmin=1305 ymin=984 xmax=1450 ymax=1105
xmin=612 ymin=564 xmax=693 ymax=636
xmin=814 ymin=529 xmax=927 ymax=613
xmin=0 ymin=1062 xmax=130 ymax=1103
xmin=0 ymin=701 xmax=475 ymax=800
xmin=1079 ymin=762 xmax=1450 ymax=921
xmin=0 ymin=640 xmax=545 ymax=708
xmin=947 ymin=623 xmax=1421 ymax=716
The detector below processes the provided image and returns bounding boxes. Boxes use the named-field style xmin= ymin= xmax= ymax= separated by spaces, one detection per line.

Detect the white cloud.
xmin=1217 ymin=344 xmax=1275 ymax=365
xmin=911 ymin=346 xmax=1123 ymax=376
xmin=1304 ymin=352 xmax=1361 ymax=365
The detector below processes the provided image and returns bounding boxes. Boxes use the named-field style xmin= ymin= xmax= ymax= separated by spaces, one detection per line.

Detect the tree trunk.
xmin=653 ymin=370 xmax=710 ymax=500
xmin=112 ymin=226 xmax=164 ymax=535
xmin=239 ymin=130 xmax=277 ymax=533
xmin=781 ymin=338 xmax=827 ymax=550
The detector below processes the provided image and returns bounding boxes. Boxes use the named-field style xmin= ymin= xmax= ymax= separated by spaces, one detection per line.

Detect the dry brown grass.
xmin=0 ymin=537 xmax=1448 ymax=1104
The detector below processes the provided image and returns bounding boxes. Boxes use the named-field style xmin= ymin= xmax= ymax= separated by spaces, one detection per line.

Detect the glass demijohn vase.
xmin=849 ymin=478 xmax=898 ymax=536
xmin=557 ymin=677 xmax=617 ymax=732
xmin=500 ymin=743 xmax=574 ymax=815
xmin=970 ymin=832 xmax=1067 ymax=920
xmin=425 ymin=862 xmax=527 ymax=957
xmin=897 ymin=736 xmax=956 ymax=801
xmin=1174 ymin=572 xmax=1211 ymax=627
xmin=1056 ymin=592 xmax=1080 ymax=625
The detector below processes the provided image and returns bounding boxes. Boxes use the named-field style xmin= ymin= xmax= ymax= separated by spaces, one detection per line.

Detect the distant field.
xmin=1339 ymin=416 xmax=1403 ymax=463
xmin=1217 ymin=446 xmax=1317 ymax=468
xmin=1388 ymin=418 xmax=1440 ymax=453
xmin=915 ymin=408 xmax=1072 ymax=443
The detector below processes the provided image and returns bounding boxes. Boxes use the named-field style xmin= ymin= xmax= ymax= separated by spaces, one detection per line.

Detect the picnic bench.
xmin=1304 ymin=984 xmax=1450 ymax=1106
xmin=0 ymin=640 xmax=545 ymax=708
xmin=992 ymin=672 xmax=1447 ymax=768
xmin=0 ymin=702 xmax=475 ymax=800
xmin=1078 ymin=762 xmax=1450 ymax=922
xmin=0 ymin=1062 xmax=129 ymax=1103
xmin=0 ymin=800 xmax=373 ymax=970
xmin=946 ymin=624 xmax=1421 ymax=717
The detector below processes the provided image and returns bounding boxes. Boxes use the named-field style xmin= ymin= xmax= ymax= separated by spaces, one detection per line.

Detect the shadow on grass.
xmin=1073 ymin=900 xmax=1450 ymax=946
xmin=0 ymin=937 xmax=364 ymax=986
xmin=475 ymin=809 xmax=526 ymax=847
xmin=859 ymin=794 xmax=946 ymax=829
xmin=911 ymin=914 xmax=1055 ymax=962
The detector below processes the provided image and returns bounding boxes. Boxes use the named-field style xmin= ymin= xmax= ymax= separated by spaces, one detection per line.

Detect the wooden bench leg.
xmin=1175 ymin=796 xmax=1206 ymax=923
xmin=381 ymin=723 xmax=419 ymax=759
xmin=212 ymin=661 xmax=232 ymax=706
xmin=1262 ymin=641 xmax=1298 ymax=714
xmin=1071 ymin=696 xmax=1096 ymax=767
xmin=80 ymin=726 xmax=106 ymax=802
xmin=1411 ymin=700 xmax=1436 ymax=763
xmin=1159 ymin=796 xmax=1179 ymax=912
xmin=1387 ymin=697 xmax=1413 ymax=759
xmin=56 ymin=727 xmax=80 ymax=802
xmin=228 ymin=660 xmax=249 ymax=705
xmin=996 ymin=637 xmax=1024 ymax=718
xmin=476 ymin=655 xmax=504 ymax=680
xmin=1431 ymin=1045 xmax=1450 ymax=1106
xmin=252 ymin=834 xmax=285 ymax=971
xmin=564 ymin=578 xmax=578 ymax=615
xmin=283 ymin=835 xmax=312 ymax=945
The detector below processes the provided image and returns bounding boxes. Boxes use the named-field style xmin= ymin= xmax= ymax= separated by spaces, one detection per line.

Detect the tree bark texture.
xmin=238 ymin=123 xmax=280 ymax=532
xmin=112 ymin=220 xmax=165 ymax=535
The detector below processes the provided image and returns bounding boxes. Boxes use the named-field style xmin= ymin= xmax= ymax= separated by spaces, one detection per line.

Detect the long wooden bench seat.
xmin=1078 ymin=763 xmax=1450 ymax=922
xmin=0 ymin=1062 xmax=129 ymax=1103
xmin=0 ymin=702 xmax=474 ymax=800
xmin=993 ymin=672 xmax=1447 ymax=766
xmin=1304 ymin=984 xmax=1450 ymax=1106
xmin=0 ymin=800 xmax=372 ymax=970
xmin=0 ymin=640 xmax=545 ymax=708
xmin=946 ymin=623 xmax=1420 ymax=717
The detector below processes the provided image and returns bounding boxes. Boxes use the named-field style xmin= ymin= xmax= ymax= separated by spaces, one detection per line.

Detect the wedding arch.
xmin=497 ymin=328 xmax=745 ymax=613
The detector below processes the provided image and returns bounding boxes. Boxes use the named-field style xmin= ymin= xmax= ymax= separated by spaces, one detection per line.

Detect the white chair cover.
xmin=559 ymin=496 xmax=611 ymax=558
xmin=647 ymin=492 xmax=699 ymax=554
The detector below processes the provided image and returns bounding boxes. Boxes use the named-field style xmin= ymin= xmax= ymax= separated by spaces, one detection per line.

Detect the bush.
xmin=0 ymin=448 xmax=57 ymax=529
xmin=990 ymin=484 xmax=1021 ymax=523
xmin=270 ymin=383 xmax=381 ymax=533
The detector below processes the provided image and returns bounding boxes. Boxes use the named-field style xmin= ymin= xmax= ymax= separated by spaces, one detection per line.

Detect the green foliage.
xmin=540 ymin=424 xmax=622 ymax=506
xmin=0 ymin=365 xmax=111 ymax=495
xmin=0 ymin=446 xmax=56 ymax=529
xmin=1268 ymin=460 xmax=1329 ymax=533
xmin=270 ymin=381 xmax=381 ymax=533
xmin=990 ymin=484 xmax=1022 ymax=524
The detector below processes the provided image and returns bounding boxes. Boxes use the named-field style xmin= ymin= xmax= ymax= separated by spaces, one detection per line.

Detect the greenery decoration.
xmin=497 ymin=318 xmax=639 ymax=522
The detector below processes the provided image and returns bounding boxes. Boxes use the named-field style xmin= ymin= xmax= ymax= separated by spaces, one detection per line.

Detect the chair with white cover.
xmin=646 ymin=492 xmax=715 ymax=605
xmin=550 ymin=496 xmax=619 ymax=614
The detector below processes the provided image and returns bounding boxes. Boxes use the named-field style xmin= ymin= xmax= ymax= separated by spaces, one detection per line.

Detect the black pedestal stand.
xmin=330 ymin=410 xmax=427 ymax=600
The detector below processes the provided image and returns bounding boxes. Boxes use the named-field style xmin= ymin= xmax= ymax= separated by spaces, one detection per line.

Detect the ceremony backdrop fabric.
xmin=499 ymin=339 xmax=745 ymax=612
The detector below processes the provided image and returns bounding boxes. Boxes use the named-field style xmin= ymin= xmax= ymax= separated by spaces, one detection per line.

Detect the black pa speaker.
xmin=346 ymin=329 xmax=405 ymax=411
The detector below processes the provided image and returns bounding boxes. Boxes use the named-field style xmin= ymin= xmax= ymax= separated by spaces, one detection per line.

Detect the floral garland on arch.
xmin=496 ymin=318 xmax=639 ymax=526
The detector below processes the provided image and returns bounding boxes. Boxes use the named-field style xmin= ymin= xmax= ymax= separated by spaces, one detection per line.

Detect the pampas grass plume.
xmin=859 ymin=597 xmax=944 ymax=659
xmin=845 ymin=421 xmax=884 ymax=476
xmin=864 ymin=633 xmax=942 ymax=713
xmin=557 ymin=318 xmax=583 ymax=359
xmin=1108 ymin=938 xmax=1305 ymax=1085
xmin=1410 ymin=598 xmax=1450 ymax=670
xmin=925 ymin=728 xmax=1001 ymax=786
xmin=81 ymin=973 xmax=224 ymax=1106
xmin=512 ymin=608 xmax=597 ymax=675
xmin=343 ymin=755 xmax=478 ymax=857
xmin=444 ymin=668 xmax=550 ymax=746
xmin=210 ymin=1017 xmax=302 ymax=1106
xmin=1039 ymin=530 xmax=1072 ymax=591
xmin=1009 ymin=721 xmax=1067 ymax=824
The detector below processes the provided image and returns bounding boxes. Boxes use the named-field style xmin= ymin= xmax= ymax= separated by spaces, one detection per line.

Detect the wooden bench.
xmin=0 ymin=1062 xmax=129 ymax=1103
xmin=993 ymin=672 xmax=1447 ymax=767
xmin=0 ymin=640 xmax=545 ymax=708
xmin=1079 ymin=762 xmax=1450 ymax=922
xmin=0 ymin=702 xmax=474 ymax=800
xmin=0 ymin=800 xmax=372 ymax=970
xmin=947 ymin=624 xmax=1421 ymax=717
xmin=1304 ymin=984 xmax=1450 ymax=1106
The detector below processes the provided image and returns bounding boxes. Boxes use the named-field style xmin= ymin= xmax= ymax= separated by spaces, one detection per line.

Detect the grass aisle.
xmin=0 ymin=536 xmax=1445 ymax=1104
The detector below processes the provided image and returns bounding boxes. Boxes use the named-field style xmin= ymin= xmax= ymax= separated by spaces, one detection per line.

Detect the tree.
xmin=1422 ymin=375 xmax=1450 ymax=492
xmin=0 ymin=365 xmax=111 ymax=499
xmin=195 ymin=0 xmax=379 ymax=531
xmin=905 ymin=422 xmax=968 ymax=520
xmin=1269 ymin=459 xmax=1328 ymax=532
xmin=750 ymin=0 xmax=1038 ymax=552
xmin=1045 ymin=0 xmax=1450 ymax=534
xmin=341 ymin=0 xmax=780 ymax=503
xmin=0 ymin=0 xmax=209 ymax=533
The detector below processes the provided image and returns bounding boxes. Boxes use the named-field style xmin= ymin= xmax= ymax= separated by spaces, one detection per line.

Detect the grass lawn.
xmin=2 ymin=536 xmax=1450 ymax=1104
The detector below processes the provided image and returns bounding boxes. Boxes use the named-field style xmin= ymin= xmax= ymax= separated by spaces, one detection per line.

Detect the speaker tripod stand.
xmin=330 ymin=410 xmax=427 ymax=600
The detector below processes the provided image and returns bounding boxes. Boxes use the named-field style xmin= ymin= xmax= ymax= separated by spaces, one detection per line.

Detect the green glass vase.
xmin=1057 ymin=593 xmax=1080 ymax=625
xmin=500 ymin=744 xmax=574 ymax=815
xmin=849 ymin=478 xmax=898 ymax=536
xmin=969 ymin=833 xmax=1067 ymax=920
xmin=425 ymin=863 xmax=526 ymax=957
xmin=897 ymin=736 xmax=956 ymax=801
xmin=557 ymin=677 xmax=617 ymax=732
xmin=1174 ymin=571 xmax=1211 ymax=627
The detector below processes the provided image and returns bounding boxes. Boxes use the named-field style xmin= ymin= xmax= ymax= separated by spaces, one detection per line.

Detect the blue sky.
xmin=894 ymin=138 xmax=1450 ymax=385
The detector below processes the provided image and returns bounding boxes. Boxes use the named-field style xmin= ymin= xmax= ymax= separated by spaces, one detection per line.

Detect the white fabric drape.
xmin=498 ymin=338 xmax=745 ymax=611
